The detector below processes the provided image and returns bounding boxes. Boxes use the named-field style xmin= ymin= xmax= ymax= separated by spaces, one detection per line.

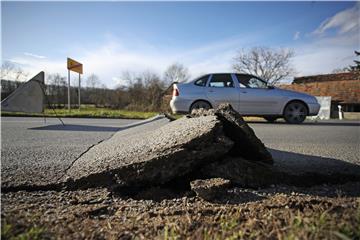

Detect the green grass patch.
xmin=1 ymin=222 xmax=46 ymax=240
xmin=1 ymin=106 xmax=157 ymax=119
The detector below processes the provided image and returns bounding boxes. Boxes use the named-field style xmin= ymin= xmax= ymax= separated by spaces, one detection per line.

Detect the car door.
xmin=206 ymin=74 xmax=240 ymax=110
xmin=235 ymin=74 xmax=283 ymax=115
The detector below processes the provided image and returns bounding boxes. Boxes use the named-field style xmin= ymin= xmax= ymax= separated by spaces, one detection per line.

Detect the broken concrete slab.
xmin=199 ymin=157 xmax=275 ymax=188
xmin=190 ymin=178 xmax=231 ymax=201
xmin=191 ymin=104 xmax=273 ymax=164
xmin=64 ymin=115 xmax=233 ymax=189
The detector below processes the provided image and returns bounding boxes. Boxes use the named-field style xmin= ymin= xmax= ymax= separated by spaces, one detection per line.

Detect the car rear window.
xmin=194 ymin=75 xmax=209 ymax=87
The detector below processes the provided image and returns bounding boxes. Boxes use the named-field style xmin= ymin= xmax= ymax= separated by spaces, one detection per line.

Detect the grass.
xmin=1 ymin=105 xmax=268 ymax=121
xmin=1 ymin=222 xmax=46 ymax=240
xmin=1 ymin=106 xmax=158 ymax=119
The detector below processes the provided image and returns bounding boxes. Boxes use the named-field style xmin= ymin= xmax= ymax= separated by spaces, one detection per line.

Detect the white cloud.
xmin=313 ymin=2 xmax=360 ymax=35
xmin=291 ymin=3 xmax=360 ymax=77
xmin=293 ymin=31 xmax=300 ymax=40
xmin=23 ymin=52 xmax=46 ymax=59
xmin=6 ymin=3 xmax=359 ymax=87
xmin=8 ymin=35 xmax=249 ymax=88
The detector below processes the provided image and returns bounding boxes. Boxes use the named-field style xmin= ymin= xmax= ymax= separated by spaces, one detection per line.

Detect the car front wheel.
xmin=283 ymin=101 xmax=308 ymax=124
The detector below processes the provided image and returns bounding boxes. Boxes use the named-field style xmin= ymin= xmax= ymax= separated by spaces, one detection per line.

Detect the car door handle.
xmin=241 ymin=91 xmax=247 ymax=93
xmin=209 ymin=90 xmax=214 ymax=92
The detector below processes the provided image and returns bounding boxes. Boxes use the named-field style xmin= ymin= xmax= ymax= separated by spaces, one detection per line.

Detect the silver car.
xmin=170 ymin=73 xmax=320 ymax=124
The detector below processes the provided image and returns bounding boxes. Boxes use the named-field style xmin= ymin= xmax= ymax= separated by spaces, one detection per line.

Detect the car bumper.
xmin=308 ymin=102 xmax=321 ymax=116
xmin=170 ymin=97 xmax=193 ymax=114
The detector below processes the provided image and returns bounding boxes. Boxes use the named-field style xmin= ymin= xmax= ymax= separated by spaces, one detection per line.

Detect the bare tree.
xmin=86 ymin=74 xmax=100 ymax=88
xmin=163 ymin=63 xmax=190 ymax=85
xmin=46 ymin=73 xmax=67 ymax=106
xmin=232 ymin=47 xmax=295 ymax=85
xmin=1 ymin=61 xmax=29 ymax=81
xmin=118 ymin=70 xmax=166 ymax=111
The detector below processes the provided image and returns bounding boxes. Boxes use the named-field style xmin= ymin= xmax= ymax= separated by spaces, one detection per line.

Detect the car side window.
xmin=209 ymin=74 xmax=234 ymax=88
xmin=236 ymin=74 xmax=267 ymax=88
xmin=248 ymin=77 xmax=267 ymax=88
xmin=236 ymin=74 xmax=249 ymax=88
xmin=194 ymin=75 xmax=209 ymax=87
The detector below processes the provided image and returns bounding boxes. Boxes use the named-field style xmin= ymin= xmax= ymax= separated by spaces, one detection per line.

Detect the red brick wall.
xmin=280 ymin=72 xmax=360 ymax=104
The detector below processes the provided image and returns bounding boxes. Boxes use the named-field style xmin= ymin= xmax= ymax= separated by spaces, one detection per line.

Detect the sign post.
xmin=67 ymin=58 xmax=83 ymax=111
xmin=78 ymin=73 xmax=81 ymax=110
xmin=68 ymin=70 xmax=70 ymax=111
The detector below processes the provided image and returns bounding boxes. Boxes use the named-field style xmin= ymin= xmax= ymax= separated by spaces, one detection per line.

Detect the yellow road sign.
xmin=67 ymin=58 xmax=83 ymax=74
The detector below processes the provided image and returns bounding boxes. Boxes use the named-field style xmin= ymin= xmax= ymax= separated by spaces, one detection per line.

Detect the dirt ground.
xmin=2 ymin=182 xmax=360 ymax=240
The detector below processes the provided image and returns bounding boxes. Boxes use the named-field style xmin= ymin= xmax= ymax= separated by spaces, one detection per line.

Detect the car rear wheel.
xmin=190 ymin=100 xmax=211 ymax=112
xmin=283 ymin=101 xmax=308 ymax=124
xmin=264 ymin=116 xmax=278 ymax=123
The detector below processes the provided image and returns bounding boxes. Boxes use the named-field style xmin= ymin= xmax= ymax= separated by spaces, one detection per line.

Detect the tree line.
xmin=2 ymin=47 xmax=358 ymax=112
xmin=1 ymin=62 xmax=190 ymax=112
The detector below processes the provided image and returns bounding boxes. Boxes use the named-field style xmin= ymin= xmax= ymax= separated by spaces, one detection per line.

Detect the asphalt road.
xmin=1 ymin=117 xmax=359 ymax=189
xmin=250 ymin=120 xmax=360 ymax=179
xmin=1 ymin=117 xmax=140 ymax=188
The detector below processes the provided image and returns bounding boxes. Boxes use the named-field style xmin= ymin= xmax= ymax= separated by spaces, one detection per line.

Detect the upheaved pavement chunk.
xmin=199 ymin=157 xmax=275 ymax=188
xmin=64 ymin=116 xmax=233 ymax=188
xmin=190 ymin=178 xmax=231 ymax=201
xmin=191 ymin=103 xmax=273 ymax=164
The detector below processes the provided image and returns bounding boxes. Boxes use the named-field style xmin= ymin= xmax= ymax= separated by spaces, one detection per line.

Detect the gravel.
xmin=2 ymin=182 xmax=360 ymax=239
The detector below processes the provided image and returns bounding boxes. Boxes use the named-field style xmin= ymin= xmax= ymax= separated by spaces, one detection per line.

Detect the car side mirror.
xmin=267 ymin=85 xmax=275 ymax=89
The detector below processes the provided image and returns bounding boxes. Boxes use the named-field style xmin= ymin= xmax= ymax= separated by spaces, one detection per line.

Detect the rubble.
xmin=64 ymin=115 xmax=233 ymax=189
xmin=62 ymin=103 xmax=273 ymax=190
xmin=199 ymin=157 xmax=275 ymax=188
xmin=191 ymin=103 xmax=273 ymax=163
xmin=190 ymin=178 xmax=231 ymax=201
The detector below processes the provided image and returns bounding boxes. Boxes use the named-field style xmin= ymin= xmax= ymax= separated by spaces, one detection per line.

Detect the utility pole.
xmin=78 ymin=73 xmax=81 ymax=109
xmin=68 ymin=70 xmax=71 ymax=111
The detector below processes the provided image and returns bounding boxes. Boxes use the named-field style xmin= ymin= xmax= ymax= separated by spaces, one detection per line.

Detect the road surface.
xmin=1 ymin=117 xmax=168 ymax=189
xmin=1 ymin=117 xmax=359 ymax=189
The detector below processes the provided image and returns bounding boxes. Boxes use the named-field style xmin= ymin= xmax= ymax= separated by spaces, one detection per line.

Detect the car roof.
xmin=202 ymin=72 xmax=256 ymax=76
xmin=196 ymin=73 xmax=260 ymax=78
xmin=190 ymin=73 xmax=264 ymax=83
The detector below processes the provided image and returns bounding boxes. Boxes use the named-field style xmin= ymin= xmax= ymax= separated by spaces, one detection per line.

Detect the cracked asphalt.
xmin=1 ymin=116 xmax=169 ymax=189
xmin=1 ymin=117 xmax=359 ymax=189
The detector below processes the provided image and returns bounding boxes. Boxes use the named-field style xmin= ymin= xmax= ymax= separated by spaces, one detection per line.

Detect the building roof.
xmin=293 ymin=72 xmax=359 ymax=84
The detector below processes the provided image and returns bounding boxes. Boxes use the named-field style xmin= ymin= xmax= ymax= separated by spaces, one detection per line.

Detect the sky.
xmin=1 ymin=1 xmax=359 ymax=88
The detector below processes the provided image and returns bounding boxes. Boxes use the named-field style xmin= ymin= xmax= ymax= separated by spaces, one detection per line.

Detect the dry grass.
xmin=2 ymin=184 xmax=360 ymax=240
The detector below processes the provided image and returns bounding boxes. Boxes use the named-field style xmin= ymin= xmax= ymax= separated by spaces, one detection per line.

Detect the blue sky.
xmin=2 ymin=1 xmax=359 ymax=87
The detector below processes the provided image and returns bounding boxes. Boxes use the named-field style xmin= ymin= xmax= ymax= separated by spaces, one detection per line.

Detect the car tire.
xmin=190 ymin=100 xmax=212 ymax=112
xmin=283 ymin=101 xmax=308 ymax=124
xmin=264 ymin=116 xmax=278 ymax=123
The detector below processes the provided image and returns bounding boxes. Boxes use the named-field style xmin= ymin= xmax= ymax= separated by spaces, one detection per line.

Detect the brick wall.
xmin=280 ymin=72 xmax=360 ymax=104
